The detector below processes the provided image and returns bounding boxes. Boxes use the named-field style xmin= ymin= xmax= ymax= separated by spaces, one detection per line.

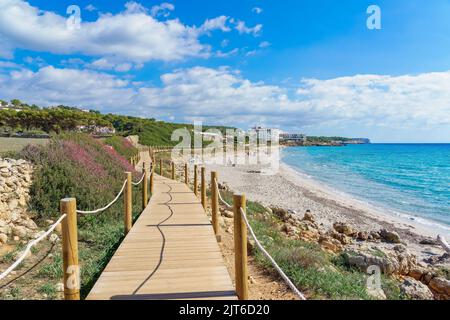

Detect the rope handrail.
xmin=132 ymin=172 xmax=146 ymax=186
xmin=214 ymin=178 xmax=232 ymax=209
xmin=239 ymin=207 xmax=306 ymax=300
xmin=76 ymin=180 xmax=127 ymax=215
xmin=0 ymin=214 xmax=67 ymax=281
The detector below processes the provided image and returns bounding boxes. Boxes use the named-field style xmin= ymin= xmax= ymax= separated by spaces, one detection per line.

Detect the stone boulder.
xmin=428 ymin=277 xmax=450 ymax=300
xmin=343 ymin=246 xmax=417 ymax=276
xmin=379 ymin=229 xmax=401 ymax=243
xmin=333 ymin=222 xmax=355 ymax=236
xmin=303 ymin=210 xmax=315 ymax=223
xmin=400 ymin=277 xmax=434 ymax=300
xmin=319 ymin=235 xmax=343 ymax=253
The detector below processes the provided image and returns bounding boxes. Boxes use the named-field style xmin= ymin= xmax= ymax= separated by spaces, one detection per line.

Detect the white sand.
xmin=198 ymin=150 xmax=449 ymax=262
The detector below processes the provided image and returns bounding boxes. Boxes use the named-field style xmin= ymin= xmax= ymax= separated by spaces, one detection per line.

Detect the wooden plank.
xmin=86 ymin=172 xmax=236 ymax=300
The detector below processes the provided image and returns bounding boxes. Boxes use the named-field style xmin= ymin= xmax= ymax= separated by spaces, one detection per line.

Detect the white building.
xmin=280 ymin=133 xmax=307 ymax=143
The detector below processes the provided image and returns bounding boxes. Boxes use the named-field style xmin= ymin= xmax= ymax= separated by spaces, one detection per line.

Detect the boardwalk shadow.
xmin=110 ymin=290 xmax=236 ymax=300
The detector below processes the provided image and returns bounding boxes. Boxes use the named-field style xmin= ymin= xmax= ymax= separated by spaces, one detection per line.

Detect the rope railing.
xmin=213 ymin=175 xmax=305 ymax=300
xmin=214 ymin=178 xmax=233 ymax=209
xmin=0 ymin=214 xmax=67 ymax=281
xmin=239 ymin=207 xmax=306 ymax=300
xmin=76 ymin=180 xmax=127 ymax=215
xmin=2 ymin=153 xmax=154 ymax=299
xmin=132 ymin=172 xmax=146 ymax=186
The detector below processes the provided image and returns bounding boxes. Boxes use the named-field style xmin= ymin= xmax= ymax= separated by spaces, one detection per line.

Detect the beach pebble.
xmin=222 ymin=210 xmax=234 ymax=218
xmin=55 ymin=282 xmax=65 ymax=292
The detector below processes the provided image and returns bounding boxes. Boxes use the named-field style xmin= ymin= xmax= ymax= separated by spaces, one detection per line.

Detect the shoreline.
xmin=280 ymin=162 xmax=450 ymax=239
xmin=203 ymin=152 xmax=450 ymax=263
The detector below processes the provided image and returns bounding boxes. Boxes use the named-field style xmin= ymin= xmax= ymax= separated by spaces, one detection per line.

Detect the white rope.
xmin=76 ymin=180 xmax=127 ymax=215
xmin=0 ymin=214 xmax=66 ymax=281
xmin=214 ymin=178 xmax=232 ymax=209
xmin=132 ymin=172 xmax=146 ymax=186
xmin=240 ymin=207 xmax=307 ymax=300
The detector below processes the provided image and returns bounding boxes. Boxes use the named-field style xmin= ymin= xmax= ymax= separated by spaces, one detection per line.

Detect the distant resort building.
xmin=279 ymin=133 xmax=307 ymax=144
xmin=0 ymin=102 xmax=24 ymax=112
xmin=76 ymin=125 xmax=116 ymax=135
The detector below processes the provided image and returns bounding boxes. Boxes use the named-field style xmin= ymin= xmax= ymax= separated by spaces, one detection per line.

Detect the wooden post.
xmin=124 ymin=172 xmax=132 ymax=235
xmin=159 ymin=158 xmax=163 ymax=176
xmin=201 ymin=167 xmax=206 ymax=209
xmin=194 ymin=164 xmax=198 ymax=196
xmin=150 ymin=163 xmax=154 ymax=194
xmin=142 ymin=164 xmax=148 ymax=210
xmin=171 ymin=162 xmax=175 ymax=180
xmin=60 ymin=198 xmax=80 ymax=300
xmin=211 ymin=171 xmax=220 ymax=239
xmin=233 ymin=194 xmax=248 ymax=300
xmin=184 ymin=163 xmax=188 ymax=185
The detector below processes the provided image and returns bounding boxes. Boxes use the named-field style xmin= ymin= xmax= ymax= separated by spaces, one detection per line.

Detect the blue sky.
xmin=1 ymin=0 xmax=450 ymax=142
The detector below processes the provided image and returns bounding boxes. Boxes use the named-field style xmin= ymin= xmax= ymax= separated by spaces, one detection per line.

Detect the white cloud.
xmin=259 ymin=41 xmax=271 ymax=48
xmin=245 ymin=50 xmax=258 ymax=57
xmin=295 ymin=73 xmax=450 ymax=127
xmin=216 ymin=48 xmax=239 ymax=58
xmin=0 ymin=60 xmax=21 ymax=69
xmin=234 ymin=21 xmax=263 ymax=36
xmin=252 ymin=7 xmax=263 ymax=14
xmin=150 ymin=2 xmax=175 ymax=18
xmin=85 ymin=4 xmax=97 ymax=12
xmin=88 ymin=58 xmax=133 ymax=72
xmin=24 ymin=56 xmax=46 ymax=67
xmin=1 ymin=65 xmax=448 ymax=137
xmin=221 ymin=39 xmax=230 ymax=47
xmin=0 ymin=66 xmax=135 ymax=111
xmin=0 ymin=0 xmax=208 ymax=62
xmin=198 ymin=16 xmax=231 ymax=34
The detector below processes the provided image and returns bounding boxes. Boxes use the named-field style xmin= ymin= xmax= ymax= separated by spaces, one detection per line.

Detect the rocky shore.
xmin=203 ymin=156 xmax=450 ymax=300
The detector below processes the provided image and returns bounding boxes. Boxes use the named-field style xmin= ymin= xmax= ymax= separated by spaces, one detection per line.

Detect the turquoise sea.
xmin=282 ymin=144 xmax=450 ymax=228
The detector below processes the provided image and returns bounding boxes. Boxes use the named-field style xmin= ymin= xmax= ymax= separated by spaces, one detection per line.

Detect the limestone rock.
xmin=379 ymin=229 xmax=401 ymax=243
xmin=303 ymin=210 xmax=315 ymax=223
xmin=0 ymin=158 xmax=39 ymax=244
xmin=12 ymin=225 xmax=28 ymax=238
xmin=428 ymin=277 xmax=450 ymax=299
xmin=357 ymin=231 xmax=369 ymax=241
xmin=400 ymin=277 xmax=434 ymax=300
xmin=55 ymin=283 xmax=65 ymax=292
xmin=319 ymin=235 xmax=343 ymax=253
xmin=0 ymin=233 xmax=7 ymax=244
xmin=222 ymin=210 xmax=234 ymax=218
xmin=333 ymin=222 xmax=355 ymax=236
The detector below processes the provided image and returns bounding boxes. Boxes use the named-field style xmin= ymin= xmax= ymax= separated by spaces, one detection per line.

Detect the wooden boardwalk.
xmin=86 ymin=174 xmax=237 ymax=300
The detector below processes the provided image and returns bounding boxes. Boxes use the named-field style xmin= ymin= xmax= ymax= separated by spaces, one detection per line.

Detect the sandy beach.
xmin=199 ymin=150 xmax=450 ymax=264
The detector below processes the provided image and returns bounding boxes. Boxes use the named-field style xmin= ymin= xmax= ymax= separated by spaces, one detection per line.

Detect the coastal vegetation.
xmin=1 ymin=134 xmax=144 ymax=299
xmin=215 ymin=188 xmax=404 ymax=300
xmin=0 ymin=99 xmax=231 ymax=147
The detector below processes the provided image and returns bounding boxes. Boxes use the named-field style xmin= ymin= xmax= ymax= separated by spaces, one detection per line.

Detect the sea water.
xmin=282 ymin=144 xmax=450 ymax=228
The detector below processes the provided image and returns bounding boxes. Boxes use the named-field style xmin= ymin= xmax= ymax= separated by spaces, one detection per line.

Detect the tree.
xmin=11 ymin=99 xmax=22 ymax=107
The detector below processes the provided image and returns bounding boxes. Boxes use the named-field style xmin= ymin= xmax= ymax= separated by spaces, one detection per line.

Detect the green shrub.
xmin=104 ymin=136 xmax=138 ymax=159
xmin=18 ymin=133 xmax=145 ymax=298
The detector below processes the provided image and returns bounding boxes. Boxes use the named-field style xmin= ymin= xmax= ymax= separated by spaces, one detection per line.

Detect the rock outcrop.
xmin=400 ymin=277 xmax=434 ymax=300
xmin=0 ymin=158 xmax=37 ymax=245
